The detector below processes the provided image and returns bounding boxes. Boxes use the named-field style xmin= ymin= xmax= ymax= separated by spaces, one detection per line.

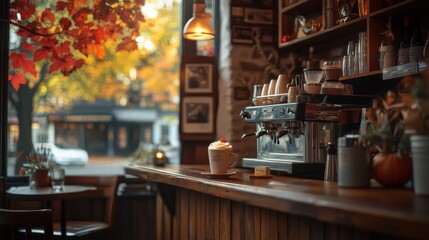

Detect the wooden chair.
xmin=49 ymin=175 xmax=121 ymax=240
xmin=0 ymin=208 xmax=53 ymax=240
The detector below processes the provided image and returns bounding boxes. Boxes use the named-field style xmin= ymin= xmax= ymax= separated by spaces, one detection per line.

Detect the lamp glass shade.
xmin=183 ymin=3 xmax=215 ymax=40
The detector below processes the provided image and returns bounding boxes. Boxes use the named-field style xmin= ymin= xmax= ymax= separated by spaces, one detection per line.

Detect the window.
xmin=3 ymin=0 xmax=185 ymax=176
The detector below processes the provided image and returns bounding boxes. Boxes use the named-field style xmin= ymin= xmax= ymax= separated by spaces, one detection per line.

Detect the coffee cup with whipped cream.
xmin=208 ymin=138 xmax=239 ymax=174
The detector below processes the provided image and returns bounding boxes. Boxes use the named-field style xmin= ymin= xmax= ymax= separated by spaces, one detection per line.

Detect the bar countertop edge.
xmin=125 ymin=164 xmax=429 ymax=239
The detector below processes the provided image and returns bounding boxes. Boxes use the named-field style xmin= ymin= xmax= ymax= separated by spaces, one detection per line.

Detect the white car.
xmin=34 ymin=143 xmax=89 ymax=166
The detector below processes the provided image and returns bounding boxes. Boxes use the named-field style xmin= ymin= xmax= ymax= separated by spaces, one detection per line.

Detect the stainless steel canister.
xmin=337 ymin=134 xmax=370 ymax=187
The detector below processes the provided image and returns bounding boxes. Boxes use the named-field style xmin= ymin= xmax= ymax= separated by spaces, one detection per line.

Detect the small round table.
xmin=7 ymin=185 xmax=96 ymax=240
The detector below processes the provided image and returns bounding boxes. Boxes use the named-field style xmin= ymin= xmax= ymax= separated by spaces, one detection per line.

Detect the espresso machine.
xmin=240 ymin=94 xmax=372 ymax=179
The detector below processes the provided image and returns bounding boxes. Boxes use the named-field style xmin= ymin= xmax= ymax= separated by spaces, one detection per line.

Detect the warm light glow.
xmin=141 ymin=4 xmax=158 ymax=19
xmin=136 ymin=36 xmax=156 ymax=52
xmin=129 ymin=68 xmax=137 ymax=81
xmin=155 ymin=151 xmax=164 ymax=158
xmin=183 ymin=3 xmax=215 ymax=41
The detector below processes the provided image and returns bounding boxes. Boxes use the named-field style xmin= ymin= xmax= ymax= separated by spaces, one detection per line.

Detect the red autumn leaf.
xmin=13 ymin=2 xmax=36 ymax=19
xmin=22 ymin=42 xmax=35 ymax=53
xmin=33 ymin=47 xmax=50 ymax=62
xmin=59 ymin=17 xmax=72 ymax=30
xmin=74 ymin=59 xmax=85 ymax=69
xmin=10 ymin=53 xmax=37 ymax=77
xmin=41 ymin=8 xmax=55 ymax=23
xmin=72 ymin=8 xmax=91 ymax=23
xmin=56 ymin=1 xmax=71 ymax=11
xmin=116 ymin=37 xmax=138 ymax=52
xmin=94 ymin=27 xmax=104 ymax=43
xmin=8 ymin=72 xmax=27 ymax=91
xmin=49 ymin=54 xmax=77 ymax=75
xmin=60 ymin=54 xmax=76 ymax=74
xmin=54 ymin=41 xmax=71 ymax=58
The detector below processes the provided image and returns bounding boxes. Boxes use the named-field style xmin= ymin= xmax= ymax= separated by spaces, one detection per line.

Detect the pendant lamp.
xmin=183 ymin=0 xmax=215 ymax=40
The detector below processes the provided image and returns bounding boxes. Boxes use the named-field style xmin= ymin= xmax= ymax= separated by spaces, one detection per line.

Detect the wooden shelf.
xmin=279 ymin=17 xmax=367 ymax=51
xmin=339 ymin=70 xmax=382 ymax=82
xmin=277 ymin=0 xmax=427 ymax=89
xmin=369 ymin=0 xmax=421 ymax=18
xmin=281 ymin=0 xmax=321 ymax=15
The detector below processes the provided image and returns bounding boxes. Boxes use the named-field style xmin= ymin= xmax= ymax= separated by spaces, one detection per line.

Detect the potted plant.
xmin=18 ymin=144 xmax=55 ymax=188
xmin=360 ymin=91 xmax=412 ymax=187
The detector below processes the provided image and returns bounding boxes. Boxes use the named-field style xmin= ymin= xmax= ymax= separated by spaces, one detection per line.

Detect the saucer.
xmin=200 ymin=170 xmax=236 ymax=178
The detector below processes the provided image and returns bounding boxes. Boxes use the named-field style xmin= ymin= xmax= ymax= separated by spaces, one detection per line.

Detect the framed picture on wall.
xmin=181 ymin=97 xmax=214 ymax=134
xmin=184 ymin=63 xmax=213 ymax=93
xmin=244 ymin=8 xmax=273 ymax=24
xmin=232 ymin=25 xmax=254 ymax=44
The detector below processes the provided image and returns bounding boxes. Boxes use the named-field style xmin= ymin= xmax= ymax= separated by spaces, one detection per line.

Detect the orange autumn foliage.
xmin=8 ymin=0 xmax=145 ymax=91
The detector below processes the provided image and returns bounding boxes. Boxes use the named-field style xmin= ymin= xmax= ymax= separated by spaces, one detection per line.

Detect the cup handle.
xmin=228 ymin=153 xmax=239 ymax=169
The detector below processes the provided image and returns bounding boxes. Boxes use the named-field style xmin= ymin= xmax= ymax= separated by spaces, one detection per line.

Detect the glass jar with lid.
xmin=321 ymin=79 xmax=344 ymax=95
xmin=321 ymin=60 xmax=344 ymax=95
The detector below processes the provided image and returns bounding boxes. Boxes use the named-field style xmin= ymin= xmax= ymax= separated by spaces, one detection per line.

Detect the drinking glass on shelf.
xmin=358 ymin=32 xmax=368 ymax=74
xmin=347 ymin=41 xmax=355 ymax=56
xmin=342 ymin=56 xmax=349 ymax=77
xmin=252 ymin=84 xmax=263 ymax=106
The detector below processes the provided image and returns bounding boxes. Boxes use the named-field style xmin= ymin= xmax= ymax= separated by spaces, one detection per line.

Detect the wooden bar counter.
xmin=125 ymin=164 xmax=429 ymax=240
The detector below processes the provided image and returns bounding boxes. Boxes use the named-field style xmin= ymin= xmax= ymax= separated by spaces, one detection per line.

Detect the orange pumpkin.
xmin=372 ymin=153 xmax=412 ymax=187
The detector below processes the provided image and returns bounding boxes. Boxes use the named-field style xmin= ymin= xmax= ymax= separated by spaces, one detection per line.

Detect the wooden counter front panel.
xmin=156 ymin=187 xmax=395 ymax=240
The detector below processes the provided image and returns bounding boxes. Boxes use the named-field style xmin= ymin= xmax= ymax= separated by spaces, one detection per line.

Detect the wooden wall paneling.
xmin=173 ymin=189 xmax=180 ymax=240
xmin=260 ymin=208 xmax=270 ymax=240
xmin=205 ymin=195 xmax=215 ymax=240
xmin=219 ymin=198 xmax=231 ymax=240
xmin=189 ymin=190 xmax=197 ymax=239
xmin=156 ymin=187 xmax=408 ymax=240
xmin=338 ymin=225 xmax=353 ymax=240
xmin=179 ymin=189 xmax=189 ymax=240
xmin=214 ymin=196 xmax=220 ymax=240
xmin=288 ymin=214 xmax=299 ymax=240
xmin=310 ymin=219 xmax=324 ymax=240
xmin=254 ymin=206 xmax=261 ymax=240
xmin=244 ymin=205 xmax=261 ymax=240
xmin=351 ymin=228 xmax=369 ymax=240
xmin=324 ymin=223 xmax=339 ymax=240
xmin=299 ymin=216 xmax=310 ymax=240
xmin=156 ymin=193 xmax=163 ymax=240
xmin=196 ymin=192 xmax=206 ymax=240
xmin=163 ymin=202 xmax=172 ymax=240
xmin=277 ymin=212 xmax=288 ymax=240
xmin=231 ymin=201 xmax=244 ymax=240
xmin=269 ymin=210 xmax=278 ymax=240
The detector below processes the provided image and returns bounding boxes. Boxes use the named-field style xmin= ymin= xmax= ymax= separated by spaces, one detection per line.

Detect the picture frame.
xmin=244 ymin=8 xmax=273 ymax=24
xmin=232 ymin=25 xmax=254 ymax=44
xmin=232 ymin=26 xmax=273 ymax=45
xmin=231 ymin=7 xmax=245 ymax=23
xmin=184 ymin=63 xmax=213 ymax=93
xmin=181 ymin=97 xmax=214 ymax=134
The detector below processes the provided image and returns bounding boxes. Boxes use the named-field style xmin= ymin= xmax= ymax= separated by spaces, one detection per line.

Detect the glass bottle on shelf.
xmin=379 ymin=17 xmax=396 ymax=70
xmin=409 ymin=14 xmax=424 ymax=62
xmin=398 ymin=17 xmax=411 ymax=65
xmin=423 ymin=29 xmax=429 ymax=59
